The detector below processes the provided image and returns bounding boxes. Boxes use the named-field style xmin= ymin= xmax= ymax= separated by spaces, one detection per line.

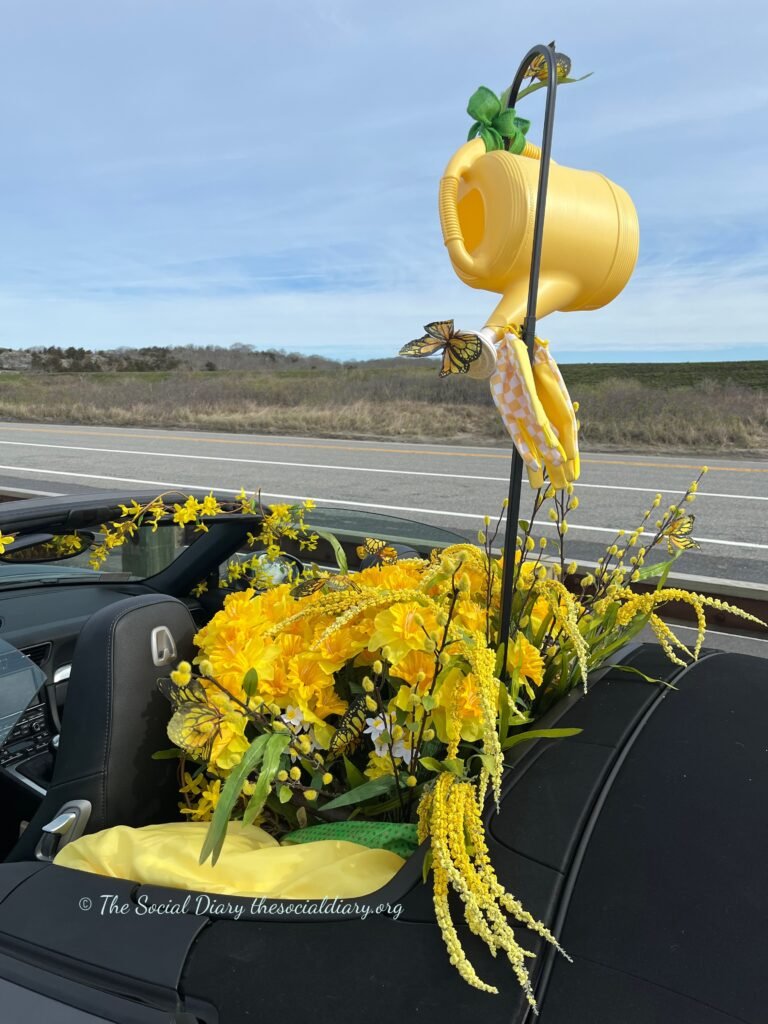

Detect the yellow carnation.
xmin=507 ymin=634 xmax=545 ymax=692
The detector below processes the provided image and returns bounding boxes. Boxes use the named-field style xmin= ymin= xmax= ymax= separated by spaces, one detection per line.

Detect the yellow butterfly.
xmin=356 ymin=538 xmax=399 ymax=565
xmin=167 ymin=703 xmax=225 ymax=761
xmin=328 ymin=694 xmax=369 ymax=758
xmin=290 ymin=574 xmax=360 ymax=599
xmin=399 ymin=320 xmax=482 ymax=377
xmin=525 ymin=42 xmax=572 ymax=82
xmin=661 ymin=513 xmax=699 ymax=555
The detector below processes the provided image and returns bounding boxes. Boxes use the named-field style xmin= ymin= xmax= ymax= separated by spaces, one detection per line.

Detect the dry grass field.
xmin=0 ymin=359 xmax=766 ymax=455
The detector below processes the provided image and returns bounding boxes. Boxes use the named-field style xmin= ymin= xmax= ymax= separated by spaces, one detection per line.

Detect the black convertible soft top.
xmin=0 ymin=645 xmax=764 ymax=1023
xmin=177 ymin=646 xmax=768 ymax=1023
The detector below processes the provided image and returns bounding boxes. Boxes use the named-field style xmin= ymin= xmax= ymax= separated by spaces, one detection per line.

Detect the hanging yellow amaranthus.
xmin=418 ymin=771 xmax=568 ymax=1007
xmin=613 ymin=587 xmax=763 ymax=664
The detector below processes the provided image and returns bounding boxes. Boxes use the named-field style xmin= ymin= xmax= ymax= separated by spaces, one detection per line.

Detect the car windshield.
xmin=0 ymin=520 xmax=192 ymax=587
xmin=304 ymin=506 xmax=467 ymax=549
xmin=0 ymin=501 xmax=467 ymax=590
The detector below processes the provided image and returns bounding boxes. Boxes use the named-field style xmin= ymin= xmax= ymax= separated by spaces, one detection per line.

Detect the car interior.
xmin=0 ymin=489 xmax=765 ymax=1024
xmin=0 ymin=490 xmax=459 ymax=864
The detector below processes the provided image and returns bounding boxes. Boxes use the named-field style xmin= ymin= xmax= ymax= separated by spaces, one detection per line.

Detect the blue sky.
xmin=0 ymin=1 xmax=766 ymax=363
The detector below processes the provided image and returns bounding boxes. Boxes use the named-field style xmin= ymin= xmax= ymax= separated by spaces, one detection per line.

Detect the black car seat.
xmin=7 ymin=594 xmax=196 ymax=862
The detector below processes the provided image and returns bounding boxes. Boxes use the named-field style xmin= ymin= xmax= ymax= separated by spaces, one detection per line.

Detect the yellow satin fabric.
xmin=53 ymin=821 xmax=404 ymax=899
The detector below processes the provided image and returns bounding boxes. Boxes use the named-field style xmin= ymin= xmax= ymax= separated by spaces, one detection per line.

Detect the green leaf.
xmin=321 ymin=775 xmax=396 ymax=810
xmin=200 ymin=733 xmax=270 ymax=866
xmin=421 ymin=695 xmax=436 ymax=711
xmin=242 ymin=667 xmax=259 ymax=699
xmin=343 ymin=754 xmax=366 ymax=789
xmin=443 ymin=757 xmax=465 ymax=775
xmin=419 ymin=757 xmax=444 ymax=773
xmin=502 ymin=727 xmax=582 ymax=751
xmin=466 ymin=120 xmax=481 ymax=142
xmin=634 ymin=553 xmax=679 ymax=582
xmin=151 ymin=748 xmax=183 ymax=760
xmin=421 ymin=848 xmax=433 ymax=884
xmin=242 ymin=732 xmax=291 ymax=826
xmin=466 ymin=85 xmax=501 ymax=124
xmin=611 ymin=663 xmax=677 ymax=689
xmin=518 ymin=519 xmax=530 ymax=531
xmin=312 ymin=528 xmax=348 ymax=573
xmin=469 ymin=753 xmax=498 ymax=774
xmin=278 ymin=784 xmax=293 ymax=804
xmin=515 ymin=71 xmax=593 ymax=102
xmin=498 ymin=681 xmax=512 ymax=745
xmin=494 ymin=644 xmax=505 ymax=677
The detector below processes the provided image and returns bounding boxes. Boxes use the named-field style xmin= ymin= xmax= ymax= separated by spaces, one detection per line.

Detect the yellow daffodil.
xmin=368 ymin=601 xmax=439 ymax=662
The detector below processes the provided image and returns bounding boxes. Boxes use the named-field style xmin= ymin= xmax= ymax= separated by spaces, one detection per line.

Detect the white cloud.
xmin=0 ymin=0 xmax=766 ymax=359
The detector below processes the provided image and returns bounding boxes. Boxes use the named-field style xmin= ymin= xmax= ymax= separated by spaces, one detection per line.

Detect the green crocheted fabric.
xmin=282 ymin=821 xmax=419 ymax=859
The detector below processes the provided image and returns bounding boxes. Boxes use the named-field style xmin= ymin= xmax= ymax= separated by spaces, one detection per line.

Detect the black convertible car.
xmin=0 ymin=488 xmax=765 ymax=1023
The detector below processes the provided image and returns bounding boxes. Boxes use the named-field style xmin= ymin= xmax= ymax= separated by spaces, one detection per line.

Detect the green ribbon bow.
xmin=466 ymin=86 xmax=530 ymax=154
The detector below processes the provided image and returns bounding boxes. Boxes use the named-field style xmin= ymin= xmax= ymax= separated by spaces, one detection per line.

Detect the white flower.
xmin=366 ymin=713 xmax=413 ymax=765
xmin=281 ymin=705 xmax=306 ymax=733
xmin=391 ymin=737 xmax=414 ymax=765
xmin=364 ymin=715 xmax=387 ymax=743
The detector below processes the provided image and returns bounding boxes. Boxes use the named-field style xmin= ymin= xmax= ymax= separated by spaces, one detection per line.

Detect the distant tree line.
xmin=0 ymin=344 xmax=343 ymax=373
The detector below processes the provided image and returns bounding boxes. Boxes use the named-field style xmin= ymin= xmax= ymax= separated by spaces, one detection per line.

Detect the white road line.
xmin=0 ymin=463 xmax=766 ymax=551
xmin=0 ymin=485 xmax=64 ymax=497
xmin=672 ymin=625 xmax=768 ymax=644
xmin=0 ymin=440 xmax=763 ymax=501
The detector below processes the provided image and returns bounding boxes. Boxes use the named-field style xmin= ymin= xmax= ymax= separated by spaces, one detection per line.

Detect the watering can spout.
xmin=439 ymin=138 xmax=639 ymax=376
xmin=485 ymin=274 xmax=581 ymax=335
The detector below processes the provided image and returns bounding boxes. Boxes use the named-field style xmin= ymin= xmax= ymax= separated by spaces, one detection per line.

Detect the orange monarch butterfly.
xmin=290 ymin=574 xmax=361 ymax=599
xmin=356 ymin=537 xmax=399 ymax=565
xmin=399 ymin=320 xmax=482 ymax=377
xmin=525 ymin=42 xmax=572 ymax=82
xmin=328 ymin=694 xmax=369 ymax=758
xmin=661 ymin=513 xmax=699 ymax=555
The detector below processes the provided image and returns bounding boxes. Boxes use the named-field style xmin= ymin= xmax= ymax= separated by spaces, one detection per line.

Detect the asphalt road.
xmin=0 ymin=421 xmax=766 ymax=588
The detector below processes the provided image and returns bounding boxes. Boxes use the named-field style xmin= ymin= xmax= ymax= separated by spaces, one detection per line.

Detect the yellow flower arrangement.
xmin=121 ymin=467 xmax=762 ymax=1009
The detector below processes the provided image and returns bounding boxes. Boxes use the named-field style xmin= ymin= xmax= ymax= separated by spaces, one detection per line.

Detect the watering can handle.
xmin=439 ymin=138 xmax=542 ymax=278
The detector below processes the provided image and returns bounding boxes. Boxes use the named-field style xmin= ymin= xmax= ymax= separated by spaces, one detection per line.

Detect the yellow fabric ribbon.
xmin=489 ymin=329 xmax=580 ymax=490
xmin=53 ymin=821 xmax=404 ymax=899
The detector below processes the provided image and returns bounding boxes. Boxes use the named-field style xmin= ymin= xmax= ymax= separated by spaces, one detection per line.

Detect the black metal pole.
xmin=497 ymin=44 xmax=559 ymax=671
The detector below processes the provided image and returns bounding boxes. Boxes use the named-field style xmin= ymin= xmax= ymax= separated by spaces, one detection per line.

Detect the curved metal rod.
xmin=498 ymin=43 xmax=559 ymax=674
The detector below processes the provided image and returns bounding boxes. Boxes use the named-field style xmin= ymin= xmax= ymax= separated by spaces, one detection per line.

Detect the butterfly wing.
xmin=399 ymin=335 xmax=445 ymax=359
xmin=555 ymin=51 xmax=572 ymax=79
xmin=439 ymin=331 xmax=482 ymax=377
xmin=357 ymin=538 xmax=386 ymax=559
xmin=526 ymin=42 xmax=571 ymax=81
xmin=325 ymin=576 xmax=361 ymax=594
xmin=158 ymin=674 xmax=207 ymax=709
xmin=291 ymin=576 xmax=330 ymax=599
xmin=328 ymin=694 xmax=368 ymax=758
xmin=424 ymin=320 xmax=455 ymax=342
xmin=168 ymin=702 xmax=224 ymax=761
xmin=378 ymin=545 xmax=399 ymax=565
xmin=664 ymin=514 xmax=699 ymax=553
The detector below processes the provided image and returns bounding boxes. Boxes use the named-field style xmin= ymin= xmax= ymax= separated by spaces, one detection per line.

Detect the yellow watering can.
xmin=439 ymin=136 xmax=639 ymax=378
